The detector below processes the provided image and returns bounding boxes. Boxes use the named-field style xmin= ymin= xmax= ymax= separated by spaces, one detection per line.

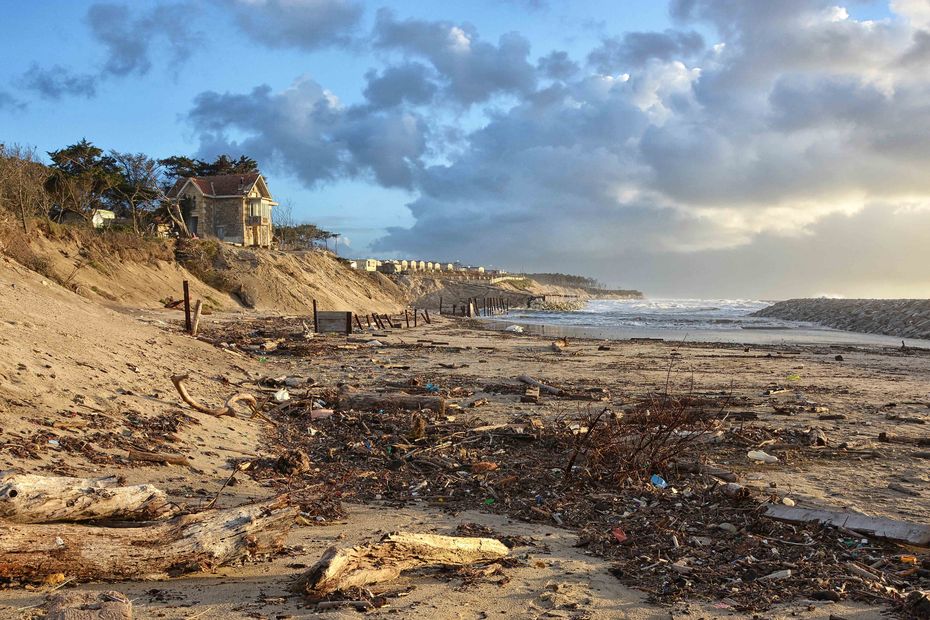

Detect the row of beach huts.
xmin=348 ymin=258 xmax=502 ymax=276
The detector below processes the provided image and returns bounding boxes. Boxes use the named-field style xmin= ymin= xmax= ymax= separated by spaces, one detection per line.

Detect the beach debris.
xmin=44 ymin=590 xmax=133 ymax=620
xmin=273 ymin=387 xmax=291 ymax=402
xmin=650 ymin=474 xmax=668 ymax=489
xmin=551 ymin=338 xmax=568 ymax=352
xmin=171 ymin=373 xmax=259 ymax=418
xmin=764 ymin=504 xmax=930 ymax=546
xmin=747 ymin=450 xmax=779 ymax=464
xmin=516 ymin=375 xmax=563 ymax=396
xmin=293 ymin=532 xmax=509 ymax=595
xmin=521 ymin=385 xmax=541 ymax=404
xmin=673 ymin=461 xmax=738 ymax=483
xmin=0 ymin=498 xmax=295 ymax=583
xmin=505 ymin=325 xmax=524 ymax=333
xmin=339 ymin=392 xmax=446 ymax=415
xmin=127 ymin=448 xmax=193 ymax=468
xmin=0 ymin=472 xmax=176 ymax=523
xmin=904 ymin=591 xmax=930 ymax=619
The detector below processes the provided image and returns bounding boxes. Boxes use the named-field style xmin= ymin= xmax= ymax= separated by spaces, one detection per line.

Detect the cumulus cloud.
xmin=537 ymin=50 xmax=579 ymax=80
xmin=362 ymin=63 xmax=438 ymax=109
xmin=222 ymin=0 xmax=364 ymax=50
xmin=372 ymin=9 xmax=537 ymax=104
xmin=19 ymin=64 xmax=98 ymax=99
xmin=587 ymin=30 xmax=704 ymax=72
xmin=184 ymin=1 xmax=930 ymax=296
xmin=187 ymin=76 xmax=427 ymax=188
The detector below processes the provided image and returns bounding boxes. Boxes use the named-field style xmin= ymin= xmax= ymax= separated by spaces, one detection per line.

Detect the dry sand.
xmin=0 ymin=256 xmax=924 ymax=618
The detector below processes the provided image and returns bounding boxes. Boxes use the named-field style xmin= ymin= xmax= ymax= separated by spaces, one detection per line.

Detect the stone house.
xmin=166 ymin=173 xmax=277 ymax=248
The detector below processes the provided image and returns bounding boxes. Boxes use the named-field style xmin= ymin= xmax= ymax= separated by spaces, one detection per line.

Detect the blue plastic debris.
xmin=425 ymin=383 xmax=440 ymax=393
xmin=651 ymin=474 xmax=668 ymax=489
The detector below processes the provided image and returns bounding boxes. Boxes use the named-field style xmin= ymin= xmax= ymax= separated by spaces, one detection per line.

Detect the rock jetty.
xmin=752 ymin=298 xmax=930 ymax=340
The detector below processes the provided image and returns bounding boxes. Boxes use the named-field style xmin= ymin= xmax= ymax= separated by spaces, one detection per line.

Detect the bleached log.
xmin=294 ymin=532 xmax=509 ymax=594
xmin=45 ymin=590 xmax=133 ymax=620
xmin=765 ymin=504 xmax=930 ymax=546
xmin=0 ymin=472 xmax=175 ymax=523
xmin=0 ymin=498 xmax=296 ymax=583
xmin=339 ymin=393 xmax=446 ymax=415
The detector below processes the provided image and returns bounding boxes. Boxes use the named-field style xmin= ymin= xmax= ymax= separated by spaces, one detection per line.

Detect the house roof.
xmin=166 ymin=173 xmax=266 ymax=199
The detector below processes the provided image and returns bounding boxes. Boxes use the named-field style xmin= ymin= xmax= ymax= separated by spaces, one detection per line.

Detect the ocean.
xmin=486 ymin=298 xmax=930 ymax=346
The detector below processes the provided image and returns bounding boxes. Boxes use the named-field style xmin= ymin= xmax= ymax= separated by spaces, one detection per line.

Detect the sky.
xmin=2 ymin=0 xmax=930 ymax=299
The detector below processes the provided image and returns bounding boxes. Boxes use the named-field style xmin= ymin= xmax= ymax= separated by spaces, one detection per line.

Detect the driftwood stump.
xmin=45 ymin=590 xmax=133 ymax=620
xmin=294 ymin=532 xmax=508 ymax=594
xmin=0 ymin=498 xmax=296 ymax=582
xmin=0 ymin=472 xmax=175 ymax=523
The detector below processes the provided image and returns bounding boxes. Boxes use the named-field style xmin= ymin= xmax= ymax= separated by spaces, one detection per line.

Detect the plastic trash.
xmin=611 ymin=527 xmax=628 ymax=543
xmin=747 ymin=450 xmax=779 ymax=463
xmin=650 ymin=474 xmax=668 ymax=489
xmin=364 ymin=340 xmax=384 ymax=347
xmin=505 ymin=325 xmax=524 ymax=333
xmin=425 ymin=383 xmax=440 ymax=393
xmin=273 ymin=388 xmax=290 ymax=402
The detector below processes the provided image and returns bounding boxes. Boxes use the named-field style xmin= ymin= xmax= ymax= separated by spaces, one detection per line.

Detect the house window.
xmin=216 ymin=225 xmax=226 ymax=239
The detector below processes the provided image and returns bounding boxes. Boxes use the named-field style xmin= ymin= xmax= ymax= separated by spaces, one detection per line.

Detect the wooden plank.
xmin=764 ymin=504 xmax=930 ymax=546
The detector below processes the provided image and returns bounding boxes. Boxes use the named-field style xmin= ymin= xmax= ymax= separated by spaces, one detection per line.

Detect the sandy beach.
xmin=2 ymin=258 xmax=928 ymax=619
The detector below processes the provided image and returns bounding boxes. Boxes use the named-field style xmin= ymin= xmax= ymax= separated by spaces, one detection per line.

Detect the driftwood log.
xmin=0 ymin=498 xmax=296 ymax=583
xmin=294 ymin=532 xmax=508 ymax=594
xmin=45 ymin=590 xmax=133 ymax=620
xmin=0 ymin=472 xmax=175 ymax=523
xmin=516 ymin=375 xmax=562 ymax=396
xmin=171 ymin=373 xmax=258 ymax=418
xmin=339 ymin=393 xmax=446 ymax=415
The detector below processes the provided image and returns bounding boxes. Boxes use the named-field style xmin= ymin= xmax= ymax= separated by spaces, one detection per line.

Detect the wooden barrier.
xmin=312 ymin=300 xmax=353 ymax=335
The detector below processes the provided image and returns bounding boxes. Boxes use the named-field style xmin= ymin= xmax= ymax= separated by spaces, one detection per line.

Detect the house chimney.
xmin=238 ymin=176 xmax=244 ymax=192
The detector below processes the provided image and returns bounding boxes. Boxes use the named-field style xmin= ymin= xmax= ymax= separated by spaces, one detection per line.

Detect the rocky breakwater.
xmin=752 ymin=298 xmax=930 ymax=340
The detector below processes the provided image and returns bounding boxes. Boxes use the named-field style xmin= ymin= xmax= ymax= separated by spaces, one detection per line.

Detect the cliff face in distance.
xmin=753 ymin=298 xmax=930 ymax=341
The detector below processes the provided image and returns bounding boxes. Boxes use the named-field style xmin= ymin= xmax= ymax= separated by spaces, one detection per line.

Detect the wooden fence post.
xmin=182 ymin=280 xmax=192 ymax=333
xmin=312 ymin=299 xmax=319 ymax=333
xmin=345 ymin=312 xmax=353 ymax=335
xmin=405 ymin=309 xmax=410 ymax=328
xmin=414 ymin=308 xmax=418 ymax=327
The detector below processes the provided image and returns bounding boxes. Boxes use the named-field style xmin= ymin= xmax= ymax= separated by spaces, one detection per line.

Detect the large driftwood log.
xmin=0 ymin=498 xmax=296 ymax=583
xmin=0 ymin=472 xmax=176 ymax=523
xmin=339 ymin=393 xmax=446 ymax=415
xmin=45 ymin=590 xmax=133 ymax=620
xmin=294 ymin=532 xmax=508 ymax=594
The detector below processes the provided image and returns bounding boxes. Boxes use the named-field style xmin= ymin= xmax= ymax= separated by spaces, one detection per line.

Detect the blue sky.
xmin=4 ymin=0 xmax=930 ymax=298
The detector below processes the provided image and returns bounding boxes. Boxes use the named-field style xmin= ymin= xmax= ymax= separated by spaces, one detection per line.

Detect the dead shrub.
xmin=175 ymin=238 xmax=238 ymax=294
xmin=563 ymin=392 xmax=720 ymax=485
